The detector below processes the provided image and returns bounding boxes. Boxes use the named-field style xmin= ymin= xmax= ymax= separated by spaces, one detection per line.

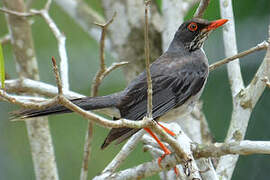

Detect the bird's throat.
xmin=186 ymin=32 xmax=209 ymax=51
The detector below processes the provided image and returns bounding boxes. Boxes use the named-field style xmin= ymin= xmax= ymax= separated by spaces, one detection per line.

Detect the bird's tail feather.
xmin=101 ymin=127 xmax=140 ymax=149
xmin=11 ymin=93 xmax=121 ymax=119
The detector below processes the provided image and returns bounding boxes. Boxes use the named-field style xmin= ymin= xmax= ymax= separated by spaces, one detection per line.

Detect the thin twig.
xmin=1 ymin=1 xmax=59 ymax=179
xmin=1 ymin=57 xmax=62 ymax=111
xmin=34 ymin=9 xmax=70 ymax=91
xmin=103 ymin=130 xmax=145 ymax=173
xmin=91 ymin=12 xmax=117 ymax=96
xmin=0 ymin=89 xmax=58 ymax=109
xmin=0 ymin=2 xmax=70 ymax=91
xmin=51 ymin=57 xmax=63 ymax=95
xmin=57 ymin=95 xmax=151 ymax=129
xmin=144 ymin=0 xmax=153 ymax=118
xmin=103 ymin=62 xmax=129 ymax=77
xmin=94 ymin=139 xmax=270 ymax=180
xmin=209 ymin=41 xmax=269 ymax=71
xmin=4 ymin=78 xmax=82 ymax=98
xmin=0 ymin=7 xmax=36 ymax=16
xmin=219 ymin=0 xmax=244 ymax=96
xmin=194 ymin=0 xmax=211 ymax=18
xmin=80 ymin=13 xmax=119 ymax=180
xmin=193 ymin=140 xmax=270 ymax=158
xmin=80 ymin=121 xmax=93 ymax=180
xmin=216 ymin=19 xmax=270 ymax=180
xmin=44 ymin=0 xmax=52 ymax=11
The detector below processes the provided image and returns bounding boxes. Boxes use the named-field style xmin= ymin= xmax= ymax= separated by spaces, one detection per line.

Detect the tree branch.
xmin=193 ymin=140 xmax=270 ymax=158
xmin=216 ymin=14 xmax=270 ymax=179
xmin=144 ymin=1 xmax=153 ymax=118
xmin=209 ymin=41 xmax=269 ymax=71
xmin=103 ymin=130 xmax=145 ymax=173
xmin=4 ymin=78 xmax=82 ymax=98
xmin=219 ymin=0 xmax=244 ymax=96
xmin=32 ymin=7 xmax=69 ymax=91
xmin=1 ymin=0 xmax=59 ymax=179
xmin=194 ymin=0 xmax=211 ymax=18
xmin=91 ymin=12 xmax=118 ymax=97
xmin=95 ymin=140 xmax=270 ymax=180
xmin=0 ymin=1 xmax=70 ymax=91
xmin=80 ymin=12 xmax=125 ymax=180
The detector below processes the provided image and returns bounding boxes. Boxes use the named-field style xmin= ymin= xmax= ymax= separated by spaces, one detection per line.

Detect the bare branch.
xmin=81 ymin=13 xmax=122 ymax=180
xmin=91 ymin=61 xmax=128 ymax=96
xmin=194 ymin=0 xmax=211 ymax=18
xmin=95 ymin=139 xmax=270 ymax=180
xmin=219 ymin=0 xmax=244 ymax=96
xmin=209 ymin=41 xmax=269 ymax=71
xmin=96 ymin=123 xmax=204 ymax=180
xmin=151 ymin=123 xmax=202 ymax=179
xmin=94 ymin=154 xmax=178 ymax=180
xmin=5 ymin=79 xmax=150 ymax=131
xmin=3 ymin=57 xmax=63 ymax=118
xmin=0 ymin=89 xmax=58 ymax=110
xmin=0 ymin=7 xmax=36 ymax=16
xmin=103 ymin=130 xmax=145 ymax=173
xmin=0 ymin=2 xmax=70 ymax=91
xmin=33 ymin=9 xmax=70 ymax=91
xmin=4 ymin=78 xmax=82 ymax=98
xmin=144 ymin=1 xmax=153 ymax=118
xmin=80 ymin=121 xmax=93 ymax=180
xmin=216 ymin=20 xmax=270 ymax=179
xmin=44 ymin=0 xmax=52 ymax=11
xmin=102 ymin=62 xmax=129 ymax=78
xmin=91 ymin=12 xmax=116 ymax=97
xmin=3 ymin=78 xmax=121 ymax=117
xmin=1 ymin=0 xmax=58 ymax=179
xmin=51 ymin=57 xmax=63 ymax=94
xmin=193 ymin=141 xmax=270 ymax=158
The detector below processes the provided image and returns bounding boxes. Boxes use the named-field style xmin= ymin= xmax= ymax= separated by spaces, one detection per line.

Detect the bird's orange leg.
xmin=144 ymin=128 xmax=171 ymax=166
xmin=144 ymin=128 xmax=179 ymax=176
xmin=157 ymin=122 xmax=176 ymax=136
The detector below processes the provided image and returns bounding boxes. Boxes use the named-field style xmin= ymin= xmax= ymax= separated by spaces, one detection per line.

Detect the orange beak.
xmin=206 ymin=19 xmax=228 ymax=31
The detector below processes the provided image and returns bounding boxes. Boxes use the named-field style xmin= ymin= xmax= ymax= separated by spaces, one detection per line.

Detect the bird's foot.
xmin=144 ymin=127 xmax=178 ymax=176
xmin=174 ymin=167 xmax=179 ymax=176
xmin=158 ymin=149 xmax=171 ymax=168
xmin=157 ymin=122 xmax=176 ymax=136
xmin=158 ymin=149 xmax=179 ymax=176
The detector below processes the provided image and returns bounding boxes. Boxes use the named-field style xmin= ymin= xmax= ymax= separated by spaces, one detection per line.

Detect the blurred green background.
xmin=0 ymin=0 xmax=270 ymax=179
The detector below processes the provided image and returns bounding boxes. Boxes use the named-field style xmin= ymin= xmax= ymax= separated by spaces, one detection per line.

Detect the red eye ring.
xmin=188 ymin=22 xmax=198 ymax=32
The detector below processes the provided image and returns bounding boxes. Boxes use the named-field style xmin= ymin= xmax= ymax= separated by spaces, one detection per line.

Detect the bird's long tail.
xmin=11 ymin=93 xmax=121 ymax=119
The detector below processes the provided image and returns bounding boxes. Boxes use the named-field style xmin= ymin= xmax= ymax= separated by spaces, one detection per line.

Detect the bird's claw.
xmin=158 ymin=150 xmax=171 ymax=168
xmin=158 ymin=150 xmax=179 ymax=176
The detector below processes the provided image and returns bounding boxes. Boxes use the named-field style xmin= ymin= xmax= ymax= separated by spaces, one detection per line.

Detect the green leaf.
xmin=0 ymin=43 xmax=5 ymax=89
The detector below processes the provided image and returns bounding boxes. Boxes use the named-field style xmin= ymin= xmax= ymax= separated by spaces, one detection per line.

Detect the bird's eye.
xmin=187 ymin=22 xmax=198 ymax=32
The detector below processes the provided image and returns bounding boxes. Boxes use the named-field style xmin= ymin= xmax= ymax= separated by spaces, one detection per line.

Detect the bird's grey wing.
xmin=119 ymin=68 xmax=207 ymax=120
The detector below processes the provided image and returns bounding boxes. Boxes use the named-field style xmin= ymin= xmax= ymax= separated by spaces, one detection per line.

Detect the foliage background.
xmin=0 ymin=0 xmax=269 ymax=179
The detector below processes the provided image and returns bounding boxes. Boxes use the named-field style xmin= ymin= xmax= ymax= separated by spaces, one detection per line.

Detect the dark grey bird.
xmin=12 ymin=18 xmax=228 ymax=149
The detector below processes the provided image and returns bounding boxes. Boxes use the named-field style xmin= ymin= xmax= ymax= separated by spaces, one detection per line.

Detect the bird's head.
xmin=172 ymin=18 xmax=228 ymax=52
